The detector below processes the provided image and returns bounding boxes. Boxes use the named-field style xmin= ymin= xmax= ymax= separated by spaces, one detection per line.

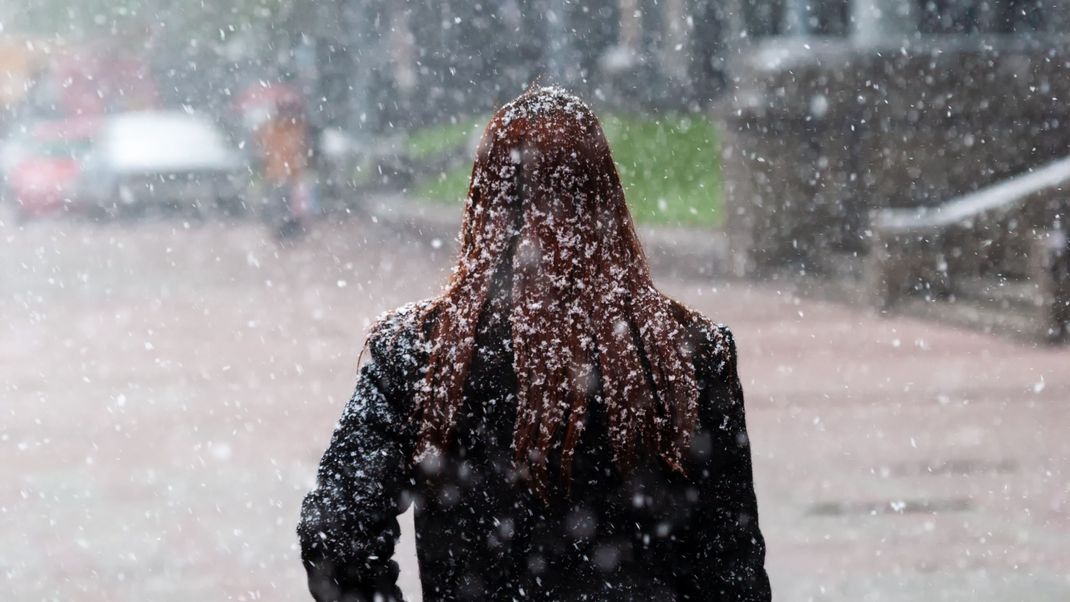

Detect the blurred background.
xmin=1 ymin=1 xmax=1068 ymax=600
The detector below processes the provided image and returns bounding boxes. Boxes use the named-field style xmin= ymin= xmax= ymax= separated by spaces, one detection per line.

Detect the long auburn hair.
xmin=413 ymin=87 xmax=700 ymax=494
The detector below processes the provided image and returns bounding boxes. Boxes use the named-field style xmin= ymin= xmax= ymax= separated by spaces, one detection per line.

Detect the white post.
xmin=852 ymin=0 xmax=916 ymax=41
xmin=661 ymin=0 xmax=689 ymax=81
xmin=619 ymin=0 xmax=640 ymax=51
xmin=782 ymin=0 xmax=810 ymax=35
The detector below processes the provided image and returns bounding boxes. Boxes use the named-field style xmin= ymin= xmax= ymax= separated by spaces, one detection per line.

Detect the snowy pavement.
xmin=2 ymin=213 xmax=1068 ymax=601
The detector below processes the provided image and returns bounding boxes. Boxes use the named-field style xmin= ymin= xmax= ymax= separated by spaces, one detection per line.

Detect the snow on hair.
xmin=413 ymin=87 xmax=700 ymax=496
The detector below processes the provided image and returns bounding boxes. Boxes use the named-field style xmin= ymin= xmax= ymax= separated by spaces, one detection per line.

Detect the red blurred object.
xmin=235 ymin=82 xmax=303 ymax=113
xmin=50 ymin=45 xmax=158 ymax=117
xmin=6 ymin=118 xmax=98 ymax=218
xmin=234 ymin=83 xmax=303 ymax=131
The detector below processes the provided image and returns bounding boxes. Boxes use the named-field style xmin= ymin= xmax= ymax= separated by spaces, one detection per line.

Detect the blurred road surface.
xmin=2 ymin=211 xmax=1068 ymax=601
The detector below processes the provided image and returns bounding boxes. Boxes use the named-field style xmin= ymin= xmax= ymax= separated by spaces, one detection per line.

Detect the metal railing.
xmin=868 ymin=156 xmax=1070 ymax=342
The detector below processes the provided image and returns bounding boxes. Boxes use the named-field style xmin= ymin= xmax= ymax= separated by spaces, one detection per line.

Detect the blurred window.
xmin=918 ymin=0 xmax=1057 ymax=34
xmin=808 ymin=0 xmax=851 ymax=35
xmin=743 ymin=1 xmax=786 ymax=37
xmin=30 ymin=137 xmax=91 ymax=160
xmin=745 ymin=0 xmax=852 ymax=38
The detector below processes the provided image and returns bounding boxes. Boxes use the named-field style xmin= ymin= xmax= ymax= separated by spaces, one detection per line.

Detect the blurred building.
xmin=299 ymin=0 xmax=737 ymax=136
xmin=719 ymin=0 xmax=1070 ymax=341
xmin=720 ymin=0 xmax=1070 ymax=275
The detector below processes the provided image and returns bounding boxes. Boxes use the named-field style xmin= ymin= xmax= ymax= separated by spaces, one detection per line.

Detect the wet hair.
xmin=413 ymin=87 xmax=700 ymax=495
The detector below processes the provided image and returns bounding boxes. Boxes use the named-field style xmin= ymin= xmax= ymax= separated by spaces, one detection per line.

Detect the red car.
xmin=3 ymin=118 xmax=96 ymax=220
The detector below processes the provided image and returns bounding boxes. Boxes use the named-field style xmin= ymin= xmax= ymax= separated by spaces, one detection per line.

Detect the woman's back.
xmin=297 ymin=88 xmax=770 ymax=601
xmin=299 ymin=300 xmax=768 ymax=601
xmin=413 ymin=295 xmax=766 ymax=601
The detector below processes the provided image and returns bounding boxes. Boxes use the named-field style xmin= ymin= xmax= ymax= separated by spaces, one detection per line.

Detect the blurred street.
xmin=2 ymin=210 xmax=1068 ymax=601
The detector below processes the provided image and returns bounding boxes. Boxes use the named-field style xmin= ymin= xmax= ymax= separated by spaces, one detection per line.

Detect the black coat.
xmin=298 ymin=300 xmax=770 ymax=601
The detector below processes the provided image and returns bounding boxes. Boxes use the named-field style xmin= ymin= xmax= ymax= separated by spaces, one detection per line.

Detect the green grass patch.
xmin=415 ymin=163 xmax=473 ymax=204
xmin=405 ymin=117 xmax=482 ymax=161
xmin=601 ymin=114 xmax=721 ymax=227
xmin=410 ymin=113 xmax=721 ymax=227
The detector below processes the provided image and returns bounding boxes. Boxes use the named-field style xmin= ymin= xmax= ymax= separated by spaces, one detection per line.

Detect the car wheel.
xmin=215 ymin=193 xmax=245 ymax=217
xmin=13 ymin=205 xmax=31 ymax=225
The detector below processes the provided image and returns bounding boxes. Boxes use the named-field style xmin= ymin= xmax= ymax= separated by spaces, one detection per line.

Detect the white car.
xmin=80 ymin=111 xmax=245 ymax=216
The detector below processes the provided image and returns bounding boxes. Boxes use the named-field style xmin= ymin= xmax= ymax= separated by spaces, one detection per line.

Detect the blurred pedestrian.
xmin=297 ymin=87 xmax=770 ymax=601
xmin=255 ymin=98 xmax=310 ymax=239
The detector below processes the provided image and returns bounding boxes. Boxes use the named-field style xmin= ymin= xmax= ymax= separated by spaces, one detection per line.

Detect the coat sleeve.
xmin=684 ymin=325 xmax=771 ymax=601
xmin=297 ymin=325 xmax=416 ymax=602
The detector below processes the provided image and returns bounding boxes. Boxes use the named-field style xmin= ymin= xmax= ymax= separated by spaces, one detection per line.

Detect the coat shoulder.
xmin=367 ymin=299 xmax=435 ymax=364
xmin=678 ymin=309 xmax=737 ymax=379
